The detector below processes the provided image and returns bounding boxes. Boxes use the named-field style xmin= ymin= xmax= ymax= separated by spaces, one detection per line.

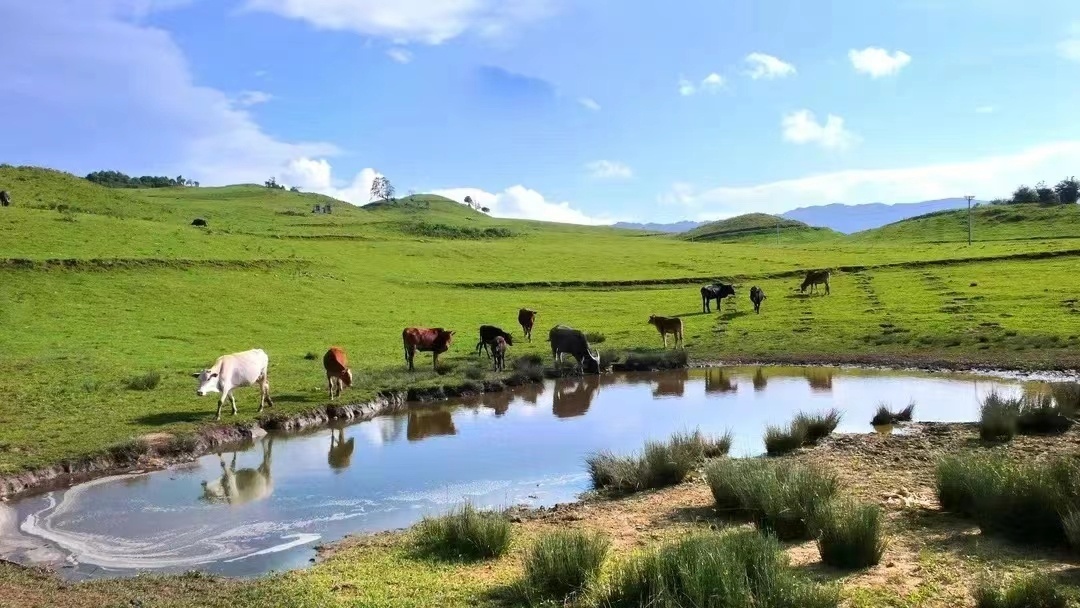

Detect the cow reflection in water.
xmin=407 ymin=409 xmax=457 ymax=442
xmin=482 ymin=391 xmax=513 ymax=417
xmin=517 ymin=382 xmax=545 ymax=405
xmin=200 ymin=436 xmax=274 ymax=506
xmin=328 ymin=427 xmax=355 ymax=471
xmin=552 ymin=375 xmax=600 ymax=419
xmin=704 ymin=368 xmax=737 ymax=394
xmin=652 ymin=370 xmax=688 ymax=398
xmin=804 ymin=369 xmax=834 ymax=392
xmin=753 ymin=368 xmax=768 ymax=392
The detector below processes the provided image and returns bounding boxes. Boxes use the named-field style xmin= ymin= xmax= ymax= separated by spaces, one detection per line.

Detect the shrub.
xmin=980 ymin=392 xmax=1020 ymax=441
xmin=584 ymin=331 xmax=606 ymax=344
xmin=793 ymin=409 xmax=842 ymax=445
xmin=508 ymin=355 xmax=545 ymax=384
xmin=1063 ymin=509 xmax=1080 ymax=551
xmin=870 ymin=403 xmax=894 ymax=426
xmin=464 ymin=366 xmax=486 ymax=381
xmin=602 ymin=530 xmax=839 ymax=608
xmin=935 ymin=454 xmax=1008 ymax=516
xmin=814 ymin=500 xmax=887 ymax=569
xmin=894 ymin=400 xmax=916 ymax=422
xmin=973 ymin=573 xmax=1067 ymax=608
xmin=764 ymin=423 xmax=806 ymax=456
xmin=521 ymin=529 xmax=609 ymax=602
xmin=1049 ymin=382 xmax=1080 ymax=412
xmin=106 ymin=439 xmax=151 ymax=463
xmin=412 ymin=503 xmax=512 ymax=560
xmin=705 ymin=458 xmax=770 ymax=515
xmin=622 ymin=349 xmax=688 ymax=371
xmin=1017 ymin=393 xmax=1073 ymax=435
xmin=587 ymin=429 xmax=732 ymax=494
xmin=125 ymin=370 xmax=161 ymax=391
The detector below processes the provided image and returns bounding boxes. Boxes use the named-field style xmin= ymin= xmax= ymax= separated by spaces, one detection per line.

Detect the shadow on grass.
xmin=674 ymin=311 xmax=711 ymax=318
xmin=722 ymin=310 xmax=751 ymax=321
xmin=134 ymin=411 xmax=208 ymax=425
xmin=271 ymin=393 xmax=310 ymax=404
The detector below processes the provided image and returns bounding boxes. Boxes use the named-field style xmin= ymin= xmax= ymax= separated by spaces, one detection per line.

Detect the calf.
xmin=548 ymin=325 xmax=601 ymax=374
xmin=647 ymin=315 xmax=684 ymax=349
xmin=518 ymin=308 xmax=538 ymax=341
xmin=475 ymin=325 xmax=513 ymax=358
xmin=191 ymin=218 xmax=208 ymax=227
xmin=0 ymin=190 xmax=10 ymax=207
xmin=193 ymin=348 xmax=274 ymax=420
xmin=492 ymin=336 xmax=508 ymax=372
xmin=403 ymin=327 xmax=455 ymax=371
xmin=750 ymin=286 xmax=766 ymax=314
xmin=701 ymin=283 xmax=736 ymax=313
xmin=322 ymin=346 xmax=353 ymax=400
xmin=800 ymin=270 xmax=831 ymax=295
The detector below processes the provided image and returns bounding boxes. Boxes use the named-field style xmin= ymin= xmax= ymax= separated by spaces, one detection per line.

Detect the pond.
xmin=0 ymin=366 xmax=1031 ymax=580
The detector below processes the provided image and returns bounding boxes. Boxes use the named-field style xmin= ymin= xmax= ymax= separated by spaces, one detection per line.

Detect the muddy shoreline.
xmin=1 ymin=356 xmax=1073 ymax=501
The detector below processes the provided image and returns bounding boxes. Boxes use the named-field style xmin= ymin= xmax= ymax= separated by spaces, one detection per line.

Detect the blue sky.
xmin=3 ymin=0 xmax=1080 ymax=223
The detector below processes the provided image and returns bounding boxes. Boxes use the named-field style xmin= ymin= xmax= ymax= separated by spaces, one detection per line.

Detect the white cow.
xmin=200 ymin=436 xmax=274 ymax=506
xmin=193 ymin=348 xmax=274 ymax=420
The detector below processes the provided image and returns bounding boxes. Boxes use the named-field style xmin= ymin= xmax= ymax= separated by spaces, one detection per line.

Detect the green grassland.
xmin=681 ymin=212 xmax=840 ymax=243
xmin=2 ymin=165 xmax=1080 ymax=474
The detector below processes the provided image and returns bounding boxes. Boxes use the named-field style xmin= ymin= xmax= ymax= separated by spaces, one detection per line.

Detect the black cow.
xmin=701 ymin=283 xmax=736 ymax=313
xmin=475 ymin=324 xmax=513 ymax=358
xmin=548 ymin=325 xmax=601 ymax=374
xmin=750 ymin=286 xmax=766 ymax=314
xmin=0 ymin=190 xmax=10 ymax=207
xmin=191 ymin=218 xmax=208 ymax=227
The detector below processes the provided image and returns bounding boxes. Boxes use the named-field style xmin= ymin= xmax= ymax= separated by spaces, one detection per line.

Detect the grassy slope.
xmin=2 ymin=166 xmax=1080 ymax=473
xmin=853 ymin=202 xmax=1080 ymax=243
xmin=680 ymin=212 xmax=839 ymax=243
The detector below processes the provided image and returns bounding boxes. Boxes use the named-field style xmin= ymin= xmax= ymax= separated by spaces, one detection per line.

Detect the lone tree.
xmin=1011 ymin=185 xmax=1038 ymax=205
xmin=1055 ymin=176 xmax=1080 ymax=204
xmin=370 ymin=176 xmax=395 ymax=202
xmin=264 ymin=176 xmax=285 ymax=190
xmin=1035 ymin=181 xmax=1060 ymax=205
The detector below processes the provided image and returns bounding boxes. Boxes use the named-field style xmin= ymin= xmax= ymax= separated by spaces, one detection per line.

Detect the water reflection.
xmin=517 ymin=382 xmax=545 ymax=405
xmin=553 ymin=376 xmax=600 ymax=419
xmin=328 ymin=428 xmax=355 ymax=472
xmin=407 ymin=409 xmax=457 ymax=441
xmin=200 ymin=436 xmax=274 ymax=506
xmin=872 ymin=423 xmax=894 ymax=436
xmin=704 ymin=368 xmax=737 ymax=393
xmin=752 ymin=368 xmax=768 ymax=392
xmin=804 ymin=369 xmax=834 ymax=392
xmin=652 ymin=369 xmax=688 ymax=398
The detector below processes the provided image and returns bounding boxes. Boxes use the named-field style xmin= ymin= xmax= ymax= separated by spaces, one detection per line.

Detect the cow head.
xmin=722 ymin=284 xmax=736 ymax=297
xmin=502 ymin=333 xmax=514 ymax=346
xmin=193 ymin=369 xmax=220 ymax=396
xmin=342 ymin=368 xmax=354 ymax=387
xmin=437 ymin=330 xmax=456 ymax=351
xmin=583 ymin=349 xmax=602 ymax=374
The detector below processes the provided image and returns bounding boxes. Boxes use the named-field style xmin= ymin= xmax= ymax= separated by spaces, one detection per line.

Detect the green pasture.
xmin=1 ymin=165 xmax=1079 ymax=473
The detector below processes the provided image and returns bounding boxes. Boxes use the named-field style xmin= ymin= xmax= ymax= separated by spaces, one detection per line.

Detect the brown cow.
xmin=800 ymin=270 xmax=831 ymax=295
xmin=403 ymin=327 xmax=455 ymax=371
xmin=518 ymin=308 xmax=537 ymax=342
xmin=491 ymin=336 xmax=507 ymax=372
xmin=647 ymin=315 xmax=684 ymax=349
xmin=322 ymin=346 xmax=353 ymax=400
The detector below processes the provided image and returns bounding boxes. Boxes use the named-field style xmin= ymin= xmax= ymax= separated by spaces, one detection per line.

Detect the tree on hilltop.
xmin=370 ymin=176 xmax=395 ymax=202
xmin=1055 ymin=176 xmax=1079 ymax=204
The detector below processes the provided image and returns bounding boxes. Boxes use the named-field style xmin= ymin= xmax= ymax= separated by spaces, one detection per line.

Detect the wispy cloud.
xmin=578 ymin=97 xmax=601 ymax=111
xmin=386 ymin=48 xmax=413 ymax=63
xmin=849 ymin=47 xmax=912 ymax=78
xmin=234 ymin=90 xmax=273 ymax=107
xmin=679 ymin=73 xmax=725 ymax=96
xmin=745 ymin=53 xmax=796 ymax=80
xmin=975 ymin=105 xmax=996 ymax=114
xmin=781 ymin=110 xmax=858 ymax=150
xmin=586 ymin=160 xmax=633 ymax=180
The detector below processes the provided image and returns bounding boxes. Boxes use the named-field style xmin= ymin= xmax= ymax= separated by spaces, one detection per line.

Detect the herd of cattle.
xmin=192 ymin=271 xmax=832 ymax=419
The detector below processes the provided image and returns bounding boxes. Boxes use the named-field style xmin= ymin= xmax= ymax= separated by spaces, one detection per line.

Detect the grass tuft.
xmin=105 ymin=438 xmax=151 ymax=463
xmin=303 ymin=352 xmax=318 ymax=360
xmin=520 ymin=529 xmax=609 ymax=603
xmin=584 ymin=331 xmax=606 ymax=344
xmin=463 ymin=366 xmax=486 ymax=381
xmin=980 ymin=391 xmax=1020 ymax=441
xmin=124 ymin=370 xmax=161 ymax=391
xmin=793 ymin=408 xmax=843 ymax=445
xmin=813 ymin=500 xmax=888 ymax=569
xmin=586 ymin=429 xmax=732 ymax=494
xmin=621 ymin=349 xmax=688 ymax=371
xmin=1017 ymin=393 xmax=1074 ymax=435
xmin=764 ymin=423 xmax=806 ymax=456
xmin=973 ymin=573 xmax=1067 ymax=608
xmin=870 ymin=400 xmax=915 ymax=426
xmin=412 ymin=503 xmax=512 ymax=560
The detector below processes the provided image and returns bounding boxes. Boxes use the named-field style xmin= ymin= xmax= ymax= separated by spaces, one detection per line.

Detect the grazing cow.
xmin=492 ymin=336 xmax=508 ymax=372
xmin=322 ymin=346 xmax=353 ymax=400
xmin=800 ymin=270 xmax=831 ymax=295
xmin=701 ymin=283 xmax=736 ymax=313
xmin=518 ymin=309 xmax=538 ymax=342
xmin=647 ymin=315 xmax=684 ymax=349
xmin=750 ymin=286 xmax=766 ymax=314
xmin=548 ymin=325 xmax=601 ymax=374
xmin=191 ymin=218 xmax=207 ymax=227
xmin=403 ymin=327 xmax=455 ymax=371
xmin=0 ymin=190 xmax=10 ymax=207
xmin=328 ymin=428 xmax=355 ymax=471
xmin=475 ymin=325 xmax=514 ymax=358
xmin=200 ymin=436 xmax=274 ymax=506
xmin=193 ymin=348 xmax=274 ymax=420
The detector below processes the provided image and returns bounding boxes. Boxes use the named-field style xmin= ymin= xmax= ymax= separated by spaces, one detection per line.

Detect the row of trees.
xmin=86 ymin=170 xmax=198 ymax=188
xmin=993 ymin=176 xmax=1079 ymax=206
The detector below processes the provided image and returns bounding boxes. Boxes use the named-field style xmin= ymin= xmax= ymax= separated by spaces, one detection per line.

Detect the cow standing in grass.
xmin=193 ymin=348 xmax=274 ymax=420
xmin=0 ymin=191 xmax=10 ymax=207
xmin=800 ymin=270 xmax=831 ymax=295
xmin=701 ymin=283 xmax=736 ymax=313
xmin=491 ymin=336 xmax=508 ymax=372
xmin=518 ymin=309 xmax=537 ymax=341
xmin=322 ymin=346 xmax=353 ymax=400
xmin=750 ymin=286 xmax=766 ymax=314
xmin=475 ymin=325 xmax=513 ymax=358
xmin=403 ymin=327 xmax=455 ymax=371
xmin=548 ymin=325 xmax=601 ymax=374
xmin=647 ymin=315 xmax=684 ymax=349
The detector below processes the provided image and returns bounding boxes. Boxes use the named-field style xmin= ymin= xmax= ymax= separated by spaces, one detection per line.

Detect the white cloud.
xmin=781 ymin=110 xmax=858 ymax=150
xmin=679 ymin=73 xmax=725 ymax=96
xmin=848 ymin=47 xmax=912 ymax=78
xmin=241 ymin=0 xmax=557 ymax=45
xmin=281 ymin=158 xmax=383 ymax=203
xmin=578 ymin=97 xmax=601 ymax=111
xmin=701 ymin=73 xmax=725 ymax=92
xmin=386 ymin=47 xmax=413 ymax=63
xmin=235 ymin=90 xmax=273 ymax=106
xmin=744 ymin=53 xmax=796 ymax=80
xmin=1058 ymin=39 xmax=1080 ymax=62
xmin=661 ymin=141 xmax=1080 ymax=218
xmin=435 ymin=186 xmax=616 ymax=225
xmin=586 ymin=160 xmax=633 ymax=180
xmin=678 ymin=77 xmax=696 ymax=96
xmin=975 ymin=105 xmax=996 ymax=114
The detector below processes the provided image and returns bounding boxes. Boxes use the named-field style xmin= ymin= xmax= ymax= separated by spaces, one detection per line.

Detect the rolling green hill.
xmin=680 ymin=213 xmax=840 ymax=243
xmin=852 ymin=203 xmax=1080 ymax=243
xmin=2 ymin=164 xmax=1080 ymax=475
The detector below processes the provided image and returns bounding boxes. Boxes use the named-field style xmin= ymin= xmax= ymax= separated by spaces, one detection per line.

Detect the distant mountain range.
xmin=614 ymin=198 xmax=984 ymax=235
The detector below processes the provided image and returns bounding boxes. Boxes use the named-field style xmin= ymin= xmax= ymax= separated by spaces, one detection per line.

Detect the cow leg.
xmin=662 ymin=333 xmax=667 ymax=349
xmin=215 ymin=397 xmax=225 ymax=421
xmin=432 ymin=352 xmax=439 ymax=370
xmin=825 ymin=281 xmax=830 ymax=295
xmin=225 ymin=391 xmax=237 ymax=416
xmin=262 ymin=378 xmax=274 ymax=409
xmin=327 ymin=375 xmax=335 ymax=400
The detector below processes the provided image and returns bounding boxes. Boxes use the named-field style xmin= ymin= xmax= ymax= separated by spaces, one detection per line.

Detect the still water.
xmin=0 ymin=366 xmax=1028 ymax=579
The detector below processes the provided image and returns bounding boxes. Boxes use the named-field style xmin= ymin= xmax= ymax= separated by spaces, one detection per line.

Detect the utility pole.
xmin=964 ymin=195 xmax=975 ymax=246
